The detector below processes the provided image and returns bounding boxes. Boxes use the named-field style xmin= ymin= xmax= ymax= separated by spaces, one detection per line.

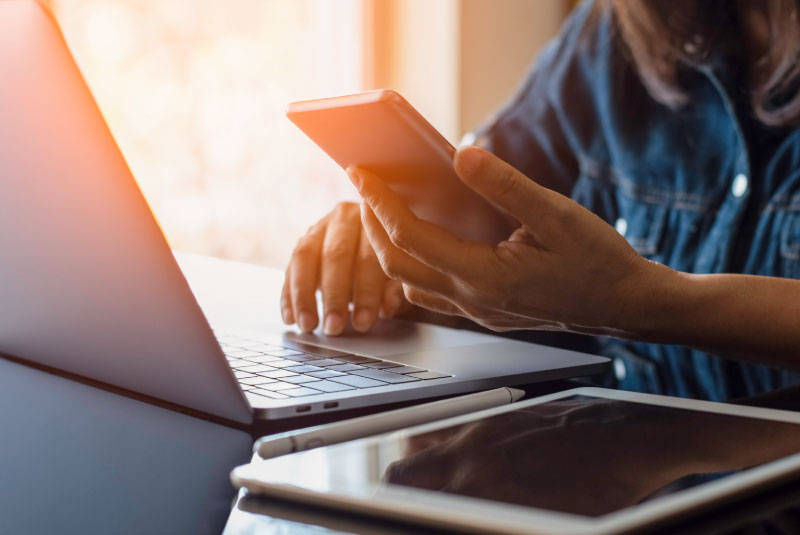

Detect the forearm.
xmin=623 ymin=262 xmax=800 ymax=370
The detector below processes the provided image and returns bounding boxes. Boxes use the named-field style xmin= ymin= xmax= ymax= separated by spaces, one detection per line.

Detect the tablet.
xmin=231 ymin=388 xmax=800 ymax=535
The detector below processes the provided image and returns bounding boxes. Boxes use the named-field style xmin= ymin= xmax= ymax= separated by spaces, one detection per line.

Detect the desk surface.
xmin=224 ymin=482 xmax=800 ymax=535
xmin=195 ymin=255 xmax=800 ymax=535
xmin=4 ymin=253 xmax=800 ymax=535
xmin=0 ymin=350 xmax=252 ymax=535
xmin=223 ymin=416 xmax=800 ymax=535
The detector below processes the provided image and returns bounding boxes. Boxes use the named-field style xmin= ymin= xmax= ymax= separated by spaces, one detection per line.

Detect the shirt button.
xmin=614 ymin=217 xmax=628 ymax=237
xmin=613 ymin=358 xmax=627 ymax=381
xmin=732 ymin=173 xmax=748 ymax=198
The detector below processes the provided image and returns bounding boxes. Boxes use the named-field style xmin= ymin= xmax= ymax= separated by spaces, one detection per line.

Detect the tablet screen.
xmin=376 ymin=396 xmax=800 ymax=516
xmin=254 ymin=395 xmax=800 ymax=519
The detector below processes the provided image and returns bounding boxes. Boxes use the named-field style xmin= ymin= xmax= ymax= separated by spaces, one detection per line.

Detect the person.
xmin=280 ymin=0 xmax=800 ymax=402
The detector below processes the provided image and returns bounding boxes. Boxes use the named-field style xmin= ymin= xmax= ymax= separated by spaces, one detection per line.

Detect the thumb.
xmin=453 ymin=146 xmax=555 ymax=230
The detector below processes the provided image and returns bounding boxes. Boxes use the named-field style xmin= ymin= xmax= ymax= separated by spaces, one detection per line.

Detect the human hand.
xmin=280 ymin=202 xmax=410 ymax=336
xmin=348 ymin=146 xmax=665 ymax=337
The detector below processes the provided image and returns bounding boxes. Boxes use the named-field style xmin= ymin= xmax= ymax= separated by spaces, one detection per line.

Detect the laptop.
xmin=0 ymin=0 xmax=608 ymax=426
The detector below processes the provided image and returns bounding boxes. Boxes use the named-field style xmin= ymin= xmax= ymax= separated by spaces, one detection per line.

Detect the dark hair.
xmin=611 ymin=0 xmax=800 ymax=127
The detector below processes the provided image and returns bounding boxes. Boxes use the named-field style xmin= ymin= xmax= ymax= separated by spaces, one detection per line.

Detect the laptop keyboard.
xmin=216 ymin=333 xmax=453 ymax=402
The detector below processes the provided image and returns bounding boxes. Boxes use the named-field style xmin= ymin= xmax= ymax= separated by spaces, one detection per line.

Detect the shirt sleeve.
xmin=470 ymin=2 xmax=605 ymax=197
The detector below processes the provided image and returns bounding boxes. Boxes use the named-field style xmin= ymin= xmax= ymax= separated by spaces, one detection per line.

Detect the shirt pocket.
xmin=572 ymin=157 xmax=672 ymax=264
xmin=780 ymin=212 xmax=800 ymax=279
xmin=615 ymin=194 xmax=669 ymax=263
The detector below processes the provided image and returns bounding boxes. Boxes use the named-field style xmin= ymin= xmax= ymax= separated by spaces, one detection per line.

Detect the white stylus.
xmin=255 ymin=387 xmax=525 ymax=459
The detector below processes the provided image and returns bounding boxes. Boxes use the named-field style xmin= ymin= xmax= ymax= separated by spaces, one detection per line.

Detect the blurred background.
xmin=49 ymin=0 xmax=571 ymax=268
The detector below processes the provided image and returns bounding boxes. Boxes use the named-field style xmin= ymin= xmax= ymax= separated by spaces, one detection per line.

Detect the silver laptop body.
xmin=0 ymin=0 xmax=608 ymax=425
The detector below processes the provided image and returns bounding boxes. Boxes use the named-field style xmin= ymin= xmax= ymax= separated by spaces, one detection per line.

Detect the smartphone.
xmin=286 ymin=90 xmax=509 ymax=244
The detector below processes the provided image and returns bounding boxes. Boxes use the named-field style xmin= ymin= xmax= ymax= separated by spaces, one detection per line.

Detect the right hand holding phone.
xmin=280 ymin=202 xmax=409 ymax=335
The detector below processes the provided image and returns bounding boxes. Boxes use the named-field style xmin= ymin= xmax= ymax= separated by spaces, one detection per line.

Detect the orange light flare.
xmin=52 ymin=0 xmax=365 ymax=266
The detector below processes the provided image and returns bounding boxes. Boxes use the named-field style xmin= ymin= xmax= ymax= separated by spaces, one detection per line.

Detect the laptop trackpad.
xmin=283 ymin=318 xmax=494 ymax=358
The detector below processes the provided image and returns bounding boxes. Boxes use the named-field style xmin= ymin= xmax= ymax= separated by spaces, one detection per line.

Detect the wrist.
xmin=613 ymin=259 xmax=695 ymax=343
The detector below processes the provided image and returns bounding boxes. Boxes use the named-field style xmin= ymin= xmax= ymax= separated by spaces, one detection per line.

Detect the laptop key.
xmin=264 ymin=348 xmax=305 ymax=357
xmin=264 ymin=359 xmax=304 ymax=369
xmin=329 ymin=375 xmax=388 ymax=389
xmin=407 ymin=371 xmax=453 ymax=380
xmin=306 ymin=370 xmax=346 ymax=379
xmin=245 ymin=392 xmax=269 ymax=404
xmin=249 ymin=390 xmax=289 ymax=400
xmin=239 ymin=342 xmax=284 ymax=351
xmin=262 ymin=381 xmax=300 ymax=391
xmin=259 ymin=370 xmax=298 ymax=379
xmin=233 ymin=371 xmax=256 ymax=379
xmin=335 ymin=355 xmax=379 ymax=364
xmin=240 ymin=355 xmax=283 ymax=363
xmin=227 ymin=359 xmax=253 ymax=368
xmin=281 ymin=386 xmax=323 ymax=397
xmin=351 ymin=369 xmax=420 ymax=383
xmin=281 ymin=375 xmax=321 ymax=385
xmin=238 ymin=364 xmax=279 ymax=374
xmin=283 ymin=364 xmax=324 ymax=374
xmin=364 ymin=361 xmax=402 ymax=369
xmin=224 ymin=350 xmax=264 ymax=358
xmin=239 ymin=376 xmax=278 ymax=386
xmin=384 ymin=366 xmax=427 ymax=375
xmin=282 ymin=353 xmax=324 ymax=362
xmin=328 ymin=363 xmax=365 ymax=372
xmin=310 ymin=380 xmax=356 ymax=392
xmin=308 ymin=359 xmax=345 ymax=367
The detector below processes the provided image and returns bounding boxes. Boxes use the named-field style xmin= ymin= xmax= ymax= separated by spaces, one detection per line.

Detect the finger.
xmin=289 ymin=219 xmax=327 ymax=333
xmin=348 ymin=166 xmax=493 ymax=277
xmin=360 ymin=202 xmax=455 ymax=297
xmin=320 ymin=203 xmax=361 ymax=335
xmin=380 ymin=280 xmax=409 ymax=318
xmin=351 ymin=226 xmax=386 ymax=332
xmin=403 ymin=284 xmax=463 ymax=317
xmin=453 ymin=146 xmax=565 ymax=240
xmin=280 ymin=266 xmax=294 ymax=324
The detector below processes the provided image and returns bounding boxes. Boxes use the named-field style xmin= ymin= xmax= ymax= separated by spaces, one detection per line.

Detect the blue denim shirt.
xmin=474 ymin=2 xmax=800 ymax=401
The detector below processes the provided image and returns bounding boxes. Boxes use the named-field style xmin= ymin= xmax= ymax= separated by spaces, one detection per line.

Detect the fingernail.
xmin=281 ymin=307 xmax=293 ymax=324
xmin=346 ymin=166 xmax=361 ymax=189
xmin=298 ymin=312 xmax=316 ymax=333
xmin=352 ymin=308 xmax=373 ymax=332
xmin=323 ymin=312 xmax=345 ymax=336
xmin=455 ymin=146 xmax=483 ymax=175
xmin=384 ymin=293 xmax=402 ymax=317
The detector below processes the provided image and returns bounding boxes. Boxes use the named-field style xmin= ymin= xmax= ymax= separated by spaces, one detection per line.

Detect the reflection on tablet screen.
xmin=379 ymin=396 xmax=800 ymax=517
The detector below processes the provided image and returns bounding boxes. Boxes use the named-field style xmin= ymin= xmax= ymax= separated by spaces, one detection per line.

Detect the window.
xmin=53 ymin=0 xmax=364 ymax=267
xmin=51 ymin=0 xmax=567 ymax=268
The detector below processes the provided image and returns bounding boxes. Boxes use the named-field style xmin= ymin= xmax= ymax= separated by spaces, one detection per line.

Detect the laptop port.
xmin=323 ymin=402 xmax=339 ymax=409
xmin=295 ymin=405 xmax=312 ymax=413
